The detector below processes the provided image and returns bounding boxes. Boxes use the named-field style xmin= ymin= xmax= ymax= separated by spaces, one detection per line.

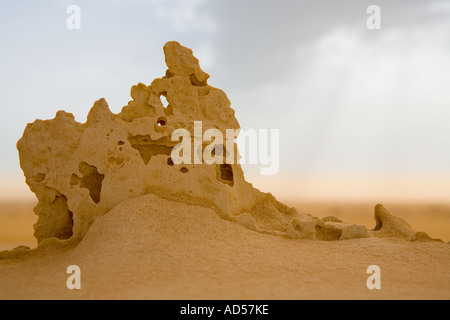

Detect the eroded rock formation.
xmin=16 ymin=42 xmax=310 ymax=245
xmin=3 ymin=41 xmax=440 ymax=258
xmin=370 ymin=204 xmax=442 ymax=242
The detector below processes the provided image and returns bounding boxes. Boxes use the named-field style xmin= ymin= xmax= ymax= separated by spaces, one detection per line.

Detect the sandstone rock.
xmin=369 ymin=204 xmax=416 ymax=240
xmin=340 ymin=224 xmax=368 ymax=240
xmin=412 ymin=231 xmax=443 ymax=243
xmin=369 ymin=204 xmax=442 ymax=242
xmin=13 ymin=245 xmax=30 ymax=250
xmin=15 ymin=41 xmax=317 ymax=248
xmin=6 ymin=42 xmax=431 ymax=258
xmin=292 ymin=218 xmax=325 ymax=240
xmin=322 ymin=216 xmax=344 ymax=223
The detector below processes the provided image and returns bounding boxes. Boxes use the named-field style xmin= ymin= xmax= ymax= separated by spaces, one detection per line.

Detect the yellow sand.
xmin=0 ymin=202 xmax=37 ymax=251
xmin=0 ymin=195 xmax=448 ymax=300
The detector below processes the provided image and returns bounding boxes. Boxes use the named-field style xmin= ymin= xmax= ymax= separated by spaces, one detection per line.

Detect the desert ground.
xmin=0 ymin=202 xmax=37 ymax=251
xmin=0 ymin=196 xmax=448 ymax=300
xmin=1 ymin=200 xmax=448 ymax=251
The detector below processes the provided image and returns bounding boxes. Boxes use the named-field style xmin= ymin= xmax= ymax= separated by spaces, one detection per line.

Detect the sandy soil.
xmin=0 ymin=195 xmax=448 ymax=300
xmin=1 ymin=200 xmax=448 ymax=250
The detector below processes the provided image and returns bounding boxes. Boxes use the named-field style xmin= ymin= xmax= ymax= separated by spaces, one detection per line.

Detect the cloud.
xmin=194 ymin=40 xmax=215 ymax=70
xmin=428 ymin=0 xmax=450 ymax=13
xmin=1 ymin=0 xmax=450 ymax=202
xmin=153 ymin=0 xmax=216 ymax=34
xmin=233 ymin=15 xmax=450 ymax=180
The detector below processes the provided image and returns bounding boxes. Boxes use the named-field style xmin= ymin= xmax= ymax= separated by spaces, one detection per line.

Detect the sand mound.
xmin=0 ymin=194 xmax=448 ymax=299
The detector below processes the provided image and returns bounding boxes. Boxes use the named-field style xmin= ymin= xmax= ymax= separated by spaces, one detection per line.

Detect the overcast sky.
xmin=0 ymin=0 xmax=449 ymax=202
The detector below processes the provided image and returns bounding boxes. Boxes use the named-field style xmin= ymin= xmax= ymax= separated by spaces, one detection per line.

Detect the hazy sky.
xmin=0 ymin=0 xmax=449 ymax=202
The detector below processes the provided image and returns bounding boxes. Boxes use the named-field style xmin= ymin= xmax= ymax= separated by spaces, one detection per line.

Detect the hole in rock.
xmin=167 ymin=157 xmax=174 ymax=166
xmin=157 ymin=117 xmax=167 ymax=126
xmin=34 ymin=194 xmax=74 ymax=242
xmin=128 ymin=135 xmax=173 ymax=165
xmin=180 ymin=167 xmax=189 ymax=173
xmin=71 ymin=162 xmax=105 ymax=204
xmin=118 ymin=141 xmax=125 ymax=145
xmin=216 ymin=164 xmax=234 ymax=186
xmin=160 ymin=93 xmax=169 ymax=108
xmin=33 ymin=173 xmax=46 ymax=182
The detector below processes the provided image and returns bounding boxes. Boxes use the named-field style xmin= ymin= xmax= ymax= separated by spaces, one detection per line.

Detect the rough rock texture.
xmin=3 ymin=41 xmax=440 ymax=259
xmin=369 ymin=204 xmax=443 ymax=242
xmin=16 ymin=41 xmax=311 ymax=247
